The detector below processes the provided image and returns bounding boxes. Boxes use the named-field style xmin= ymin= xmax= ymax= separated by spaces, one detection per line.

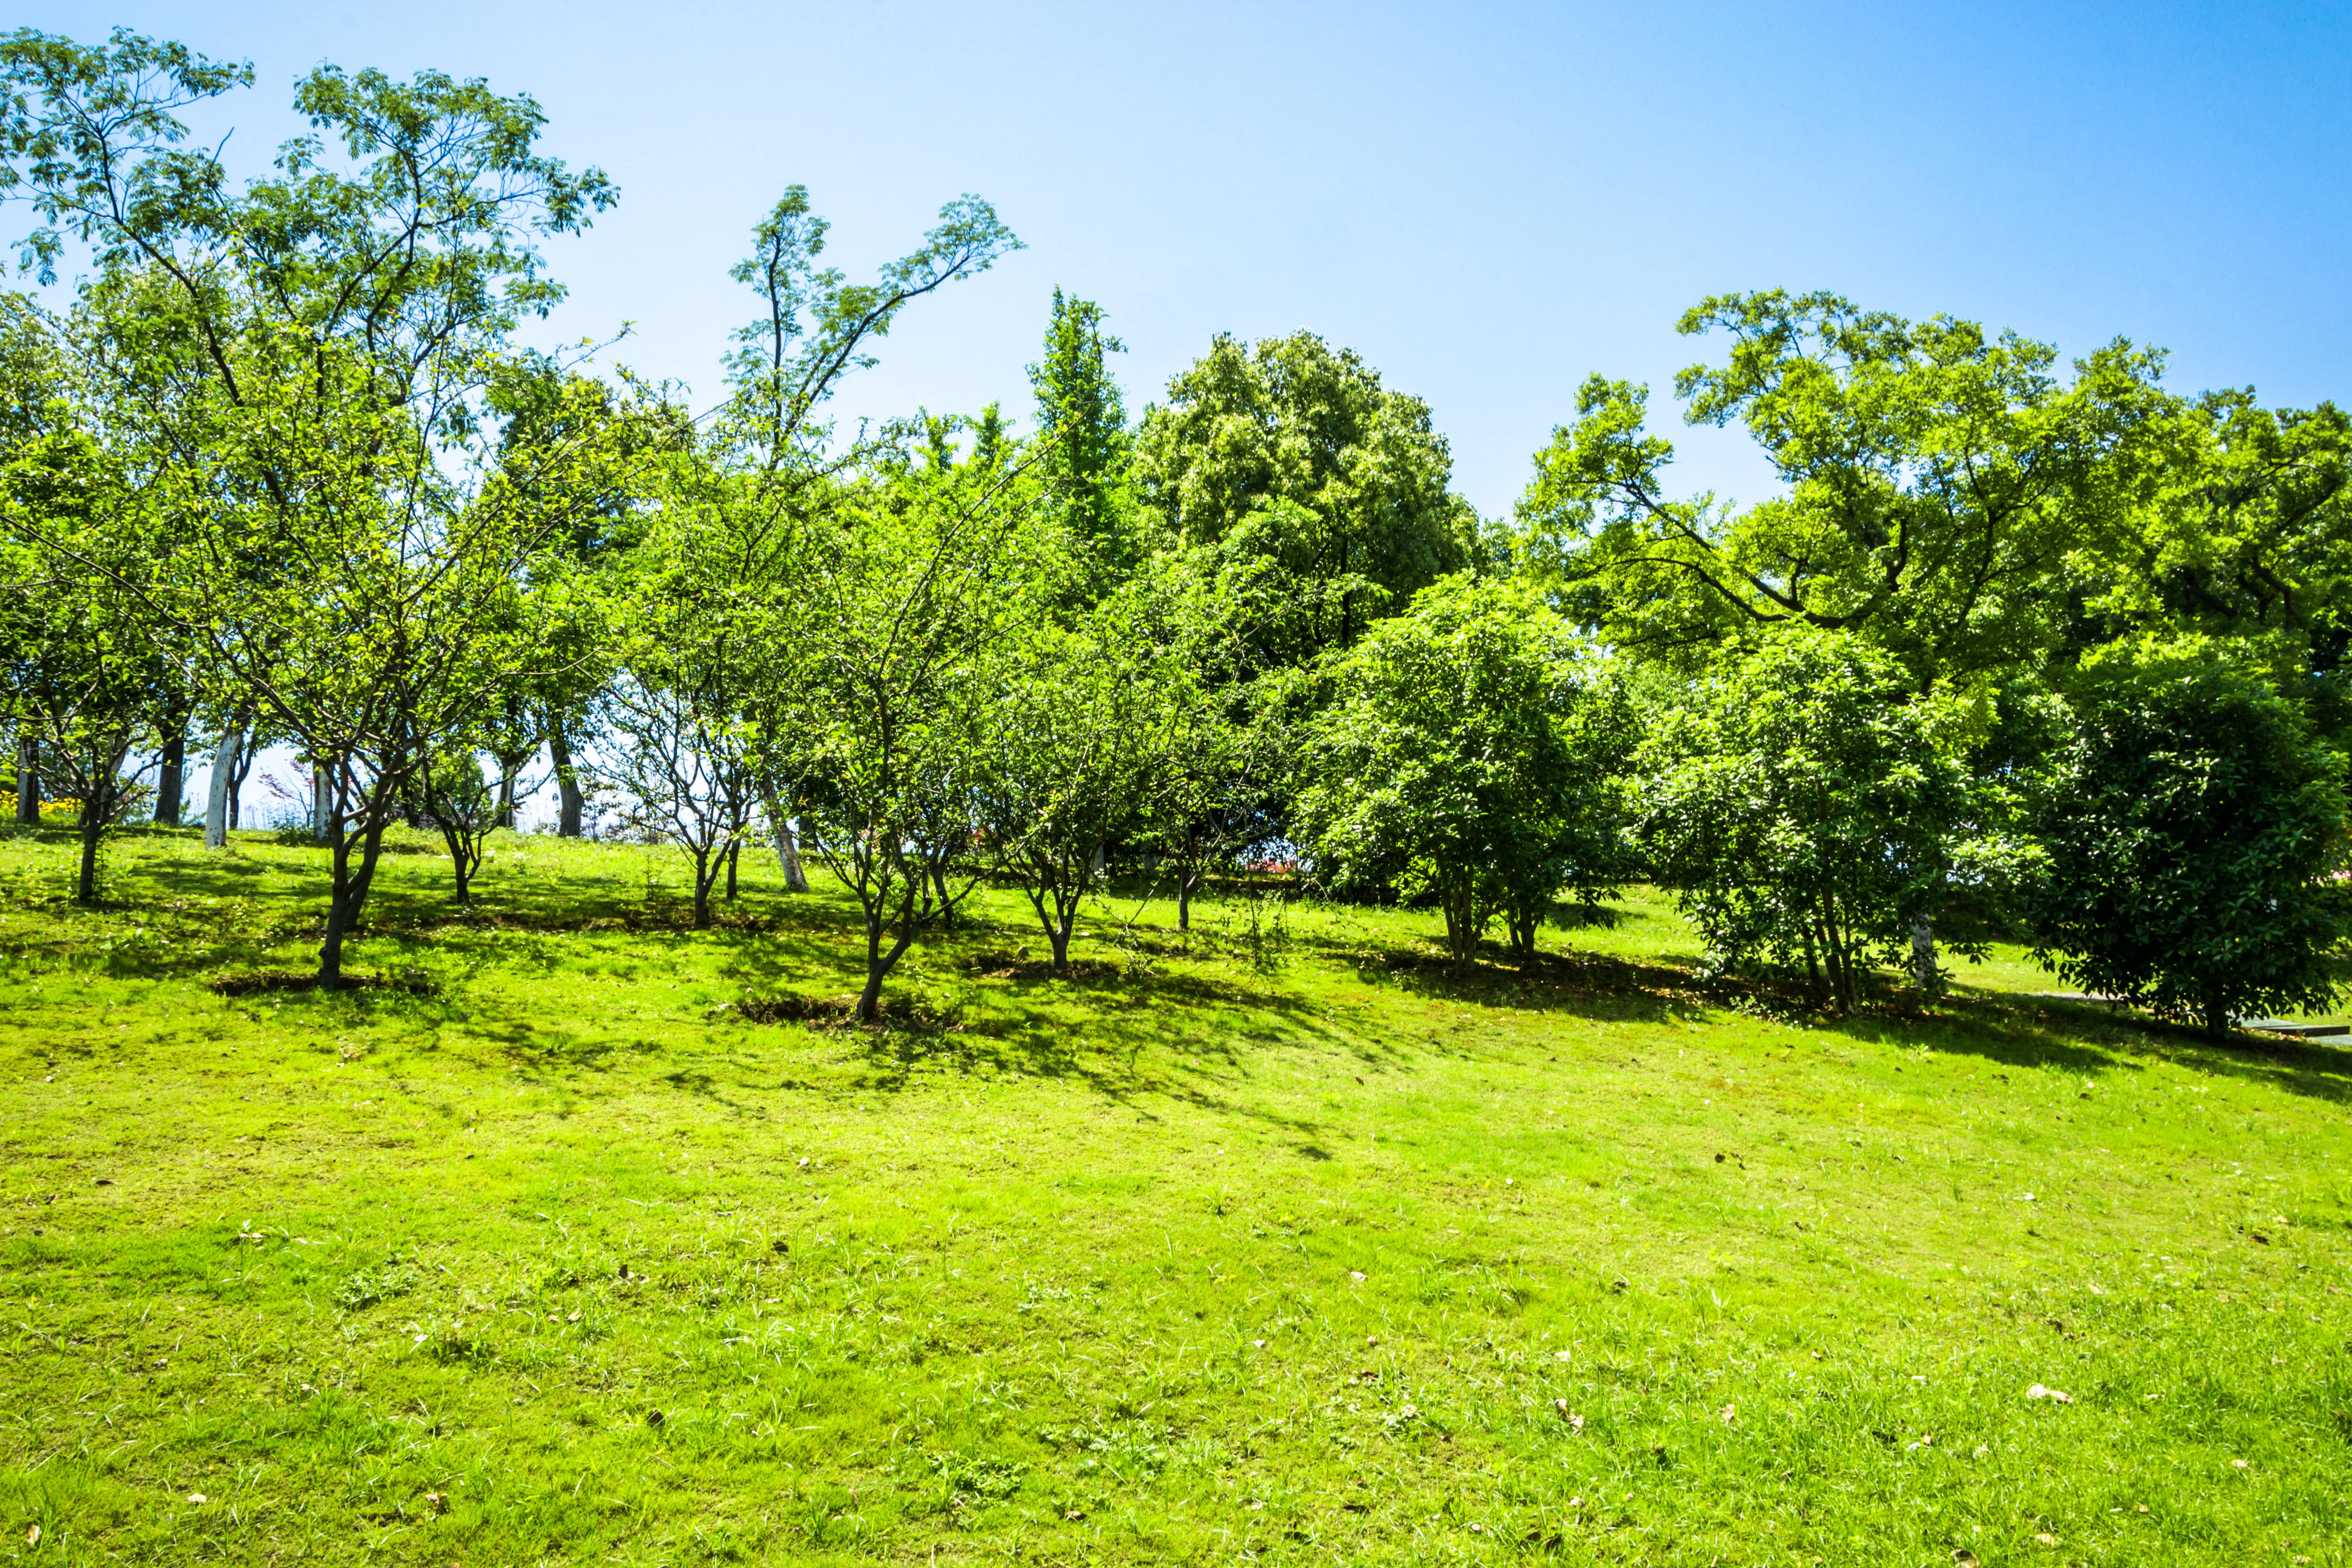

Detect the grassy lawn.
xmin=1 ymin=824 xmax=2348 ymax=1566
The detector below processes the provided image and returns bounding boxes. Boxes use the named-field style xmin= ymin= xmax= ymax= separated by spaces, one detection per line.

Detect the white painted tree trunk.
xmin=761 ymin=782 xmax=809 ymax=892
xmin=1911 ymin=917 xmax=1937 ymax=993
xmin=204 ymin=722 xmax=242 ymax=849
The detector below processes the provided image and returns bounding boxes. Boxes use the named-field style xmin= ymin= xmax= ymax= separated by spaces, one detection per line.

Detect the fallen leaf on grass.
xmin=1953 ymin=1551 xmax=1978 ymax=1568
xmin=2026 ymin=1383 xmax=2072 ymax=1404
xmin=25 ymin=1525 xmax=39 ymax=1546
xmin=187 ymin=1494 xmax=206 ymax=1504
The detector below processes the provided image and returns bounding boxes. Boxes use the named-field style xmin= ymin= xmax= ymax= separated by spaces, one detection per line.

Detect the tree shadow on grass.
xmin=1352 ymin=941 xmax=1732 ymax=1027
xmin=1913 ymin=991 xmax=2352 ymax=1106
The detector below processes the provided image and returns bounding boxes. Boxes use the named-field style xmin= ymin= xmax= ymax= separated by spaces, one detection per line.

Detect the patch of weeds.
xmin=1242 ymin=892 xmax=1293 ymax=973
xmin=334 ymin=1261 xmax=422 ymax=1311
xmin=1037 ymin=1418 xmax=1172 ymax=1480
xmin=926 ymin=1449 xmax=1028 ymax=1499
xmin=416 ymin=1321 xmax=494 ymax=1364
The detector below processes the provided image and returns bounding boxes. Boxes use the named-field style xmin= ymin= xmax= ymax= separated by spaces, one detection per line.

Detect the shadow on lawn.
xmin=1935 ymin=993 xmax=2352 ymax=1106
xmin=1351 ymin=941 xmax=1729 ymax=1027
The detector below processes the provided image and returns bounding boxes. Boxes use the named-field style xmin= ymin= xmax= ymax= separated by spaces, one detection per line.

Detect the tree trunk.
xmin=496 ymin=763 xmax=518 ymax=830
xmin=154 ymin=726 xmax=186 ymax=827
xmin=204 ymin=720 xmax=241 ymax=850
xmin=311 ymin=763 xmax=331 ymax=842
xmin=2201 ymin=993 xmax=2233 ymax=1037
xmin=547 ymin=713 xmax=584 ymax=837
xmin=780 ymin=819 xmax=807 ymax=892
xmin=858 ymin=917 xmax=889 ymax=1022
xmin=229 ymin=733 xmax=256 ymax=829
xmin=726 ymin=839 xmax=740 ymax=900
xmin=440 ymin=820 xmax=474 ymax=903
xmin=1910 ymin=918 xmax=1937 ymax=994
xmin=857 ymin=907 xmax=919 ymax=1023
xmin=13 ymin=735 xmax=36 ymax=823
xmin=318 ymin=788 xmax=393 ymax=988
xmin=1822 ymin=903 xmax=1853 ymax=1014
xmin=691 ymin=848 xmax=715 ymax=929
xmin=761 ymin=782 xmax=809 ymax=892
xmin=75 ymin=779 xmax=109 ymax=903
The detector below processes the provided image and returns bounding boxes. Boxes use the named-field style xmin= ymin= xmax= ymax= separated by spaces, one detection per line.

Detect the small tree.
xmin=407 ymin=743 xmax=499 ymax=903
xmin=983 ymin=577 xmax=1191 ymax=971
xmin=793 ymin=452 xmax=1046 ymax=1020
xmin=1641 ymin=628 xmax=1968 ymax=1011
xmin=2026 ymin=637 xmax=2345 ymax=1034
xmin=1293 ymin=574 xmax=1637 ymax=968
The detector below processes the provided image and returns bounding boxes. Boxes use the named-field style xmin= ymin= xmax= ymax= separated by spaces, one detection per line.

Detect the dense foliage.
xmin=2026 ymin=637 xmax=2347 ymax=1032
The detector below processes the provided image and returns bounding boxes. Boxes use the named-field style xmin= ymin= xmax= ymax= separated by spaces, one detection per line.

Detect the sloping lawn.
xmin=2 ymin=824 xmax=2347 ymax=1565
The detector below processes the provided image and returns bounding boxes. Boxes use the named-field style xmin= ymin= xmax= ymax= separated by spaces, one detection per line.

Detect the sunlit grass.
xmin=1 ymin=822 xmax=2347 ymax=1564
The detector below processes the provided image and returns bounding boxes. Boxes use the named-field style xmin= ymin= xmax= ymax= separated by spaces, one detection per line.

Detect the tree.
xmin=1518 ymin=291 xmax=2169 ymax=690
xmin=405 ymin=741 xmax=499 ymax=902
xmin=1132 ymin=331 xmax=1474 ymax=666
xmin=588 ymin=184 xmax=1022 ymax=926
xmin=792 ymin=447 xmax=1049 ymax=1021
xmin=982 ymin=572 xmax=1193 ymax=972
xmin=2026 ymin=637 xmax=2345 ymax=1035
xmin=0 ymin=448 xmax=159 ymax=901
xmin=1030 ymin=289 xmax=1133 ymax=578
xmin=1638 ymin=628 xmax=1973 ymax=1012
xmin=1293 ymin=574 xmax=1637 ymax=968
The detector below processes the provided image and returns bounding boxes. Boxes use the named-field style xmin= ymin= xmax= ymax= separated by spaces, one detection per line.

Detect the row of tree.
xmin=1 ymin=29 xmax=2343 ymax=1032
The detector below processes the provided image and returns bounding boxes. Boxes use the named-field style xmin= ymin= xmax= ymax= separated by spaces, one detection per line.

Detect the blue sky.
xmin=21 ymin=0 xmax=2351 ymax=523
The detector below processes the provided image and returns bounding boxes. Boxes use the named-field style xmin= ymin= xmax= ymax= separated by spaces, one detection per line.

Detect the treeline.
xmin=1 ymin=30 xmax=2344 ymax=1032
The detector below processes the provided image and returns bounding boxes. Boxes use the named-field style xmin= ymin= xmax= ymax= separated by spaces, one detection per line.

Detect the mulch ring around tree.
xmin=961 ymin=949 xmax=1132 ymax=981
xmin=208 ymin=968 xmax=437 ymax=997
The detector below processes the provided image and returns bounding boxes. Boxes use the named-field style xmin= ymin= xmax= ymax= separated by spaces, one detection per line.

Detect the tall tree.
xmin=1030 ymin=289 xmax=1132 ymax=577
xmin=1517 ymin=291 xmax=2170 ymax=691
xmin=1132 ymin=331 xmax=1474 ymax=666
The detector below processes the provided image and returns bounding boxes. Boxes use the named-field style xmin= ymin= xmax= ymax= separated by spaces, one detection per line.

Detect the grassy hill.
xmin=2 ymin=825 xmax=2347 ymax=1565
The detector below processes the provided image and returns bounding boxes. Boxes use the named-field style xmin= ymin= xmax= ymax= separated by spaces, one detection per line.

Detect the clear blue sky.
xmin=21 ymin=0 xmax=2352 ymax=517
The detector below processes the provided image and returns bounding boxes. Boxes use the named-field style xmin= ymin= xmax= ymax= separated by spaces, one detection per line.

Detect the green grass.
xmin=1 ymin=823 xmax=2348 ymax=1566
